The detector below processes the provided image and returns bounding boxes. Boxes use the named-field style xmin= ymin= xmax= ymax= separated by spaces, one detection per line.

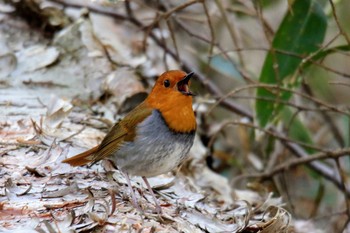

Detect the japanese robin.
xmin=63 ymin=70 xmax=196 ymax=213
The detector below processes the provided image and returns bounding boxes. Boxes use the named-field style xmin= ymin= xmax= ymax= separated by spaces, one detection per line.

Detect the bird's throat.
xmin=146 ymin=90 xmax=196 ymax=133
xmin=158 ymin=102 xmax=196 ymax=133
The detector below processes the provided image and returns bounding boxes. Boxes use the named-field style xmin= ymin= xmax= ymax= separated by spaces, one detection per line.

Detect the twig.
xmin=166 ymin=20 xmax=180 ymax=61
xmin=201 ymin=0 xmax=216 ymax=66
xmin=233 ymin=146 xmax=350 ymax=197
xmin=214 ymin=0 xmax=244 ymax=67
xmin=329 ymin=81 xmax=350 ymax=87
xmin=0 ymin=142 xmax=48 ymax=149
xmin=162 ymin=0 xmax=200 ymax=20
xmin=267 ymin=148 xmax=350 ymax=178
xmin=220 ymin=95 xmax=344 ymax=114
xmin=329 ymin=0 xmax=350 ymax=46
xmin=208 ymin=120 xmax=327 ymax=154
xmin=208 ymin=83 xmax=350 ymax=117
xmin=227 ymin=2 xmax=274 ymax=37
xmin=302 ymin=82 xmax=345 ymax=147
xmin=139 ymin=0 xmax=200 ymax=51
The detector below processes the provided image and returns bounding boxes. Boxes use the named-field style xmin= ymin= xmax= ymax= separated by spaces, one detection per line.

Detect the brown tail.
xmin=62 ymin=146 xmax=99 ymax=166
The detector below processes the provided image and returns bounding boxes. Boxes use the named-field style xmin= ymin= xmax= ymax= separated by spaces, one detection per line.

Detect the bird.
xmin=62 ymin=70 xmax=196 ymax=214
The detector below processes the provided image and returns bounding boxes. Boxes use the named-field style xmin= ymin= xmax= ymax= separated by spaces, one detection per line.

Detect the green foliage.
xmin=256 ymin=0 xmax=327 ymax=128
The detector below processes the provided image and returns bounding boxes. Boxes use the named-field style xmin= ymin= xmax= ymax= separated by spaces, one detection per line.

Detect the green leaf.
xmin=256 ymin=0 xmax=327 ymax=127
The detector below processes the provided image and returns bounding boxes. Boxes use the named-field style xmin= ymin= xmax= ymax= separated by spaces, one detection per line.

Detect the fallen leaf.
xmin=14 ymin=45 xmax=60 ymax=73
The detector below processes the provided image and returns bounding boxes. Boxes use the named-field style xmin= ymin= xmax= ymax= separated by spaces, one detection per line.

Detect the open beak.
xmin=177 ymin=72 xmax=195 ymax=96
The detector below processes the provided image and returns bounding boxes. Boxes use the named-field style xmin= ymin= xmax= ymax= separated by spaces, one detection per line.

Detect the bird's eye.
xmin=164 ymin=79 xmax=170 ymax=88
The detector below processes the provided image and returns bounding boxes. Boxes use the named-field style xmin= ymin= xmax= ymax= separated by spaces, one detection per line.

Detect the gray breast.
xmin=111 ymin=110 xmax=195 ymax=177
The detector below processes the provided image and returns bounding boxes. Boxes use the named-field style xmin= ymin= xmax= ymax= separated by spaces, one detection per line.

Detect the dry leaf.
xmin=14 ymin=45 xmax=60 ymax=74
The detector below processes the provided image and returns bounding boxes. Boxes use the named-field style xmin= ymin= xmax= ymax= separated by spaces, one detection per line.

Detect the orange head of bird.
xmin=146 ymin=70 xmax=196 ymax=133
xmin=149 ymin=70 xmax=194 ymax=97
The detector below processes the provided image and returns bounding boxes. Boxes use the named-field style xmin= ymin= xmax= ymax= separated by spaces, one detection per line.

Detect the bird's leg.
xmin=142 ymin=176 xmax=162 ymax=215
xmin=124 ymin=172 xmax=143 ymax=213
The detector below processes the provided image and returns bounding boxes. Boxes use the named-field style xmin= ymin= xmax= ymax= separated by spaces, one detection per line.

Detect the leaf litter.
xmin=0 ymin=1 xmax=299 ymax=232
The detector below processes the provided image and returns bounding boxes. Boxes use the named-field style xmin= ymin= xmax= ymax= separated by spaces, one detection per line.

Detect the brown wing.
xmin=89 ymin=101 xmax=153 ymax=163
xmin=63 ymin=101 xmax=153 ymax=166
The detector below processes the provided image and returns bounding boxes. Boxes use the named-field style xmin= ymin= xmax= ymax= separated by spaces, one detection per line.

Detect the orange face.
xmin=151 ymin=70 xmax=194 ymax=97
xmin=146 ymin=70 xmax=196 ymax=133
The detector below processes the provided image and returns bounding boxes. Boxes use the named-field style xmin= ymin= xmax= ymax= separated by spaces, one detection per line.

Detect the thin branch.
xmin=232 ymin=146 xmax=350 ymax=197
xmin=267 ymin=148 xmax=350 ymax=178
xmin=166 ymin=20 xmax=180 ymax=61
xmin=302 ymin=82 xmax=345 ymax=147
xmin=208 ymin=120 xmax=327 ymax=154
xmin=214 ymin=0 xmax=245 ymax=67
xmin=208 ymin=83 xmax=350 ymax=117
xmin=140 ymin=0 xmax=200 ymax=48
xmin=222 ymin=95 xmax=344 ymax=114
xmin=201 ymin=0 xmax=216 ymax=66
xmin=329 ymin=0 xmax=350 ymax=46
xmin=0 ymin=142 xmax=48 ymax=149
xmin=162 ymin=0 xmax=200 ymax=20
